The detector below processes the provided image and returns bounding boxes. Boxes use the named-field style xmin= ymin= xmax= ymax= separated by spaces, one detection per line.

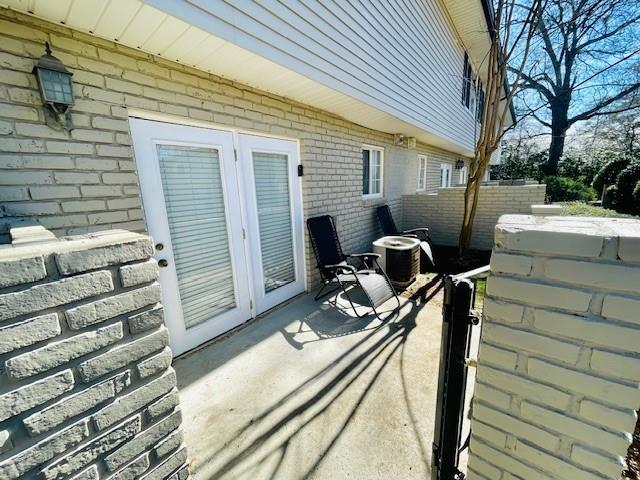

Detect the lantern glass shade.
xmin=37 ymin=68 xmax=73 ymax=106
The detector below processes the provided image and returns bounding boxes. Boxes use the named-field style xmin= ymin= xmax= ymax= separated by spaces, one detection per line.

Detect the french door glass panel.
xmin=252 ymin=152 xmax=295 ymax=292
xmin=157 ymin=144 xmax=235 ymax=328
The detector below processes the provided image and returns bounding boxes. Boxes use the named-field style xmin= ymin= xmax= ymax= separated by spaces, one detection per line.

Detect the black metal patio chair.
xmin=307 ymin=215 xmax=400 ymax=320
xmin=376 ymin=204 xmax=435 ymax=271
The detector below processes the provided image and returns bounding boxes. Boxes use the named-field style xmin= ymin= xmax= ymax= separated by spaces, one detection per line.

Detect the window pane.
xmin=418 ymin=158 xmax=426 ymax=190
xmin=440 ymin=164 xmax=452 ymax=188
xmin=157 ymin=144 xmax=236 ymax=329
xmin=371 ymin=150 xmax=381 ymax=194
xmin=253 ymin=152 xmax=295 ymax=293
xmin=362 ymin=149 xmax=370 ymax=195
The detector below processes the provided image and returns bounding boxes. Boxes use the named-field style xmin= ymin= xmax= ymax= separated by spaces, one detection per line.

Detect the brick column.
xmin=0 ymin=228 xmax=189 ymax=480
xmin=468 ymin=215 xmax=640 ymax=480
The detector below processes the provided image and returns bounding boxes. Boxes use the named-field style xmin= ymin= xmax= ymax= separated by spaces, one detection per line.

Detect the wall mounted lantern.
xmin=33 ymin=42 xmax=74 ymax=131
xmin=455 ymin=159 xmax=465 ymax=170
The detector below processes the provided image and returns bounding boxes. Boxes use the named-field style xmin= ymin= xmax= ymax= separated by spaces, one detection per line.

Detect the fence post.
xmin=433 ymin=276 xmax=478 ymax=480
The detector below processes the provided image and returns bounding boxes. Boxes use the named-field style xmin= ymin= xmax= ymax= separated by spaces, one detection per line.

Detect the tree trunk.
xmin=458 ymin=167 xmax=483 ymax=254
xmin=546 ymin=102 xmax=570 ymax=175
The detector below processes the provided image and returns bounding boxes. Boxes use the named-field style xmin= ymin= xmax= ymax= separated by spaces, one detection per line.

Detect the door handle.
xmin=158 ymin=259 xmax=169 ymax=268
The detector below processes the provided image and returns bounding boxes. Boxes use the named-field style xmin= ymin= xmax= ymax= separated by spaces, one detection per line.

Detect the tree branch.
xmin=569 ymin=83 xmax=640 ymax=123
xmin=511 ymin=68 xmax=555 ymax=100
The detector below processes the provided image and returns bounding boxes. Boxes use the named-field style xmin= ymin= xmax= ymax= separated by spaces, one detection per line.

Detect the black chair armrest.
xmin=325 ymin=263 xmax=357 ymax=274
xmin=403 ymin=227 xmax=429 ymax=235
xmin=346 ymin=253 xmax=382 ymax=272
xmin=402 ymin=228 xmax=430 ymax=241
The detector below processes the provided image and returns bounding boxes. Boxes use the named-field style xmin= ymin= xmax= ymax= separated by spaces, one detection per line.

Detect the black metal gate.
xmin=432 ymin=266 xmax=488 ymax=480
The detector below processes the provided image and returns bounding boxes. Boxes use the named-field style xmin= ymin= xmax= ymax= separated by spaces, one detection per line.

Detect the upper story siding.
xmin=148 ymin=0 xmax=482 ymax=153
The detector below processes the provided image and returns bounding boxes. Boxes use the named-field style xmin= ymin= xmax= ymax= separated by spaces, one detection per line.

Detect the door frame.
xmin=129 ymin=111 xmax=307 ymax=351
xmin=129 ymin=119 xmax=254 ymax=356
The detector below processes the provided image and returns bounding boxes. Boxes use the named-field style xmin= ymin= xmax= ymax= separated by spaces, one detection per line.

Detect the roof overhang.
xmin=1 ymin=0 xmax=508 ymax=154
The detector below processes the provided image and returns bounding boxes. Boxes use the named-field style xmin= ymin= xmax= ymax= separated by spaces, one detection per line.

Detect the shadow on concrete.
xmin=174 ymin=287 xmax=444 ymax=480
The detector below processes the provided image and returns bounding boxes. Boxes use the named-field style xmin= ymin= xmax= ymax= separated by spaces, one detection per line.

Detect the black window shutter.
xmin=362 ymin=149 xmax=370 ymax=195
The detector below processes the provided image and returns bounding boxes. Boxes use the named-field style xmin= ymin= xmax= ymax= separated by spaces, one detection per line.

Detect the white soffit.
xmin=441 ymin=0 xmax=492 ymax=83
xmin=1 ymin=0 xmax=476 ymax=155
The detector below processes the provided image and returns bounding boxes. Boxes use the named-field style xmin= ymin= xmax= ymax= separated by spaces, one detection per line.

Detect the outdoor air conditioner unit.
xmin=373 ymin=236 xmax=420 ymax=288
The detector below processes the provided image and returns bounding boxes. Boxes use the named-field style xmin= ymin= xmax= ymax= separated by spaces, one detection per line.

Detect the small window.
xmin=440 ymin=164 xmax=452 ymax=188
xmin=417 ymin=155 xmax=427 ymax=191
xmin=469 ymin=73 xmax=477 ymax=113
xmin=362 ymin=146 xmax=383 ymax=198
xmin=459 ymin=164 xmax=468 ymax=185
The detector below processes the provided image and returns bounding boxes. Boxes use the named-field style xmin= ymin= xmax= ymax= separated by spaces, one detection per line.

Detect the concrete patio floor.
xmin=173 ymin=284 xmax=445 ymax=480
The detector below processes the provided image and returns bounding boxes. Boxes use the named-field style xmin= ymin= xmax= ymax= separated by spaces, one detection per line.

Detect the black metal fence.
xmin=432 ymin=266 xmax=488 ymax=480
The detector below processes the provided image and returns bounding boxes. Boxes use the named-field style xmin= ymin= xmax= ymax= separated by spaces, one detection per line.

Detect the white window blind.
xmin=253 ymin=152 xmax=295 ymax=293
xmin=157 ymin=144 xmax=236 ymax=328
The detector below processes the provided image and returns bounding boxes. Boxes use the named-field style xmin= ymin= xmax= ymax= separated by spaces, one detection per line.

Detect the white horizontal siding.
xmin=146 ymin=0 xmax=479 ymax=152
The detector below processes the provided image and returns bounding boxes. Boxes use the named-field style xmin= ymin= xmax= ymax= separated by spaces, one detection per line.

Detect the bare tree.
xmin=458 ymin=0 xmax=544 ymax=253
xmin=517 ymin=0 xmax=640 ymax=174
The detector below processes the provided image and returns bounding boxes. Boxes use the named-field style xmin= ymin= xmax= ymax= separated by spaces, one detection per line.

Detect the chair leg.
xmin=340 ymin=284 xmax=367 ymax=318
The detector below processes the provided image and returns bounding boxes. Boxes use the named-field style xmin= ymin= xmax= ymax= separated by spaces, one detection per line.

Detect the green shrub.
xmin=558 ymin=153 xmax=607 ymax=186
xmin=491 ymin=150 xmax=545 ymax=181
xmin=544 ymin=176 xmax=596 ymax=202
xmin=615 ymin=162 xmax=640 ymax=213
xmin=560 ymin=201 xmax=635 ymax=218
xmin=592 ymin=156 xmax=631 ymax=197
xmin=603 ymin=185 xmax=618 ymax=209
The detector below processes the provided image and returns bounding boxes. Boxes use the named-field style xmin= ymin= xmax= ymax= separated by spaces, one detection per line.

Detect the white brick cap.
xmin=531 ymin=204 xmax=562 ymax=215
xmin=0 ymin=229 xmax=152 ymax=262
xmin=495 ymin=214 xmax=640 ymax=258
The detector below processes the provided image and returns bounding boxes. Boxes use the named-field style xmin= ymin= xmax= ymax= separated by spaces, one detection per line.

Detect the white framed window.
xmin=362 ymin=146 xmax=384 ymax=198
xmin=459 ymin=164 xmax=468 ymax=185
xmin=440 ymin=163 xmax=452 ymax=188
xmin=417 ymin=155 xmax=427 ymax=191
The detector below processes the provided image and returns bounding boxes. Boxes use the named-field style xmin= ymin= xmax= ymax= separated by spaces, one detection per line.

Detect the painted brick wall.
xmin=401 ymin=185 xmax=546 ymax=250
xmin=0 ymin=227 xmax=188 ymax=480
xmin=467 ymin=214 xmax=640 ymax=480
xmin=0 ymin=8 xmax=464 ymax=288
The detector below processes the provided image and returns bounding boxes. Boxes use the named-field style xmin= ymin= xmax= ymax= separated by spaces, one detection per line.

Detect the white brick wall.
xmin=0 ymin=8 xmax=466 ymax=288
xmin=0 ymin=227 xmax=188 ymax=480
xmin=401 ymin=185 xmax=546 ymax=250
xmin=468 ymin=215 xmax=640 ymax=480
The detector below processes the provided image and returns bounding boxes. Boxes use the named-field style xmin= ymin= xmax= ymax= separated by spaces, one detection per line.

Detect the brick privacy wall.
xmin=467 ymin=215 xmax=640 ymax=480
xmin=401 ymin=185 xmax=546 ymax=250
xmin=0 ymin=8 xmax=464 ymax=288
xmin=0 ymin=229 xmax=188 ymax=480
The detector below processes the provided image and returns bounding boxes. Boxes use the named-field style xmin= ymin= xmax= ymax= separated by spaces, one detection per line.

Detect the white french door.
xmin=237 ymin=134 xmax=305 ymax=313
xmin=130 ymin=118 xmax=304 ymax=355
